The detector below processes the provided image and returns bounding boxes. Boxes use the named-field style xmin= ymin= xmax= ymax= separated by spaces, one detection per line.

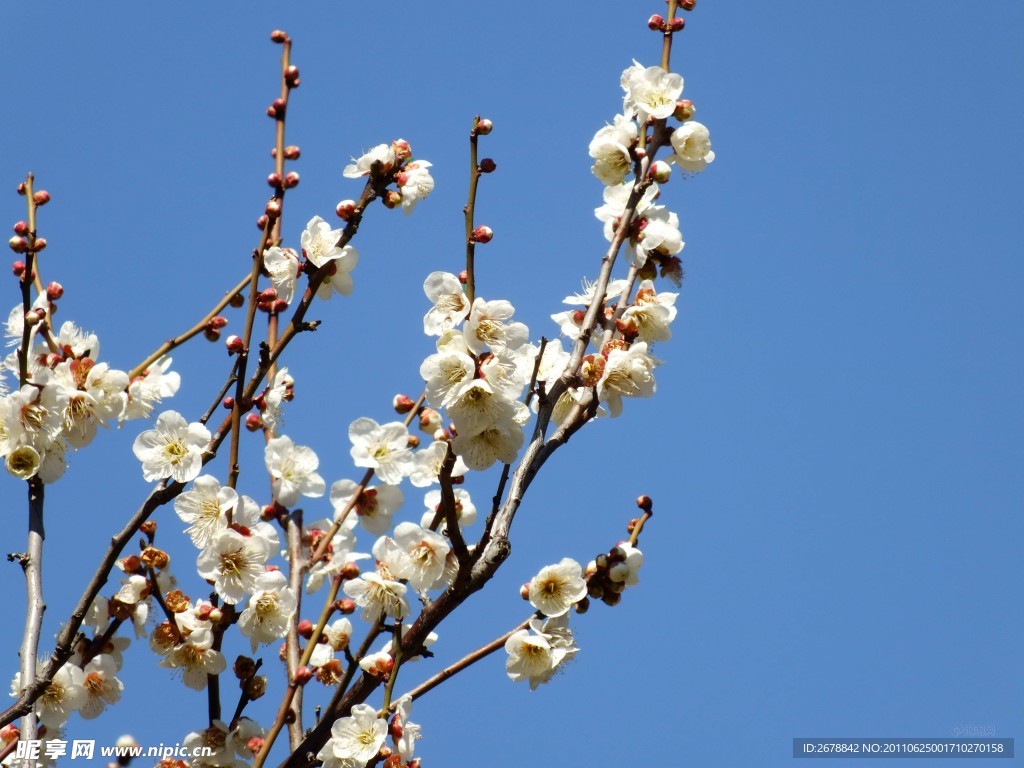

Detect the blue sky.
xmin=1 ymin=2 xmax=1021 ymax=767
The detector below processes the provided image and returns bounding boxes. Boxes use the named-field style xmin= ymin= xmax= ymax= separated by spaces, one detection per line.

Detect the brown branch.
xmin=463 ymin=116 xmax=482 ymax=304
xmin=15 ymin=479 xmax=45 ymax=742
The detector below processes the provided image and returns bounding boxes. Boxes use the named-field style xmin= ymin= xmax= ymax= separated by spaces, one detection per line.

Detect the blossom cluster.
xmin=0 ymin=308 xmax=179 ymax=482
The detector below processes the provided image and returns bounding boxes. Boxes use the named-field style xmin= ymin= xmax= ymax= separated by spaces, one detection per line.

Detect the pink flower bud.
xmin=33 ymin=237 xmax=46 ymax=252
xmin=458 ymin=269 xmax=468 ymax=284
xmin=283 ymin=171 xmax=300 ymax=188
xmin=265 ymin=198 xmax=282 ymax=219
xmin=245 ymin=412 xmax=263 ymax=431
xmin=272 ymin=97 xmax=287 ymax=115
xmin=648 ymin=14 xmax=665 ymax=30
xmin=293 ymin=666 xmax=314 ymax=686
xmin=393 ymin=394 xmax=416 ymax=414
xmin=297 ymin=619 xmax=314 ymax=639
xmin=336 ymin=598 xmax=356 ymax=615
xmin=12 ymin=221 xmax=29 ymax=236
xmin=32 ymin=190 xmax=50 ymax=206
xmin=204 ymin=327 xmax=221 ymax=342
xmin=229 ymin=292 xmax=246 ymax=308
xmin=256 ymin=214 xmax=269 ymax=230
xmin=120 ymin=555 xmax=142 ymax=574
xmin=225 ymin=335 xmax=245 ymax=354
xmin=266 ymin=105 xmax=277 ymax=118
xmin=391 ymin=139 xmax=412 ymax=161
xmin=673 ymin=99 xmax=696 ymax=121
xmin=680 ymin=0 xmax=697 ymax=10
xmin=479 ymin=157 xmax=497 ymax=173
xmin=382 ymin=190 xmax=403 ymax=209
xmin=285 ymin=65 xmax=300 ymax=85
xmin=650 ymin=160 xmax=672 ymax=183
xmin=336 ymin=199 xmax=356 ymax=220
xmin=669 ymin=16 xmax=685 ymax=32
xmin=519 ymin=583 xmax=531 ymax=600
xmin=575 ymin=597 xmax=590 ymax=614
xmin=284 ymin=145 xmax=301 ymax=160
xmin=11 ymin=260 xmax=26 ymax=276
xmin=475 ymin=118 xmax=493 ymax=135
xmin=0 ymin=724 xmax=19 ymax=744
xmin=267 ymin=172 xmax=282 ymax=188
xmin=8 ymin=237 xmax=27 ymax=254
xmin=24 ymin=308 xmax=45 ymax=326
xmin=222 ymin=396 xmax=235 ymax=410
xmin=637 ymin=495 xmax=653 ymax=512
xmin=209 ymin=315 xmax=228 ymax=329
xmin=16 ymin=182 xmax=26 ymax=196
xmin=246 ymin=737 xmax=265 ymax=756
xmin=419 ymin=408 xmax=442 ymax=434
xmin=45 ymin=282 xmax=63 ymax=301
xmin=471 ymin=225 xmax=493 ymax=244
xmin=270 ymin=29 xmax=288 ymax=43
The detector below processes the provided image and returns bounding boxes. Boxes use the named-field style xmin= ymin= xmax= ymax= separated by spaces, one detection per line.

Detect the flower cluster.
xmin=0 ymin=312 xmax=179 ymax=482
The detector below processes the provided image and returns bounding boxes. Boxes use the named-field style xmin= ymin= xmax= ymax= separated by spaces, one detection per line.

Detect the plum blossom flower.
xmin=79 ymin=655 xmax=123 ymax=719
xmin=265 ymin=435 xmax=326 ymax=507
xmin=422 ymin=271 xmax=470 ymax=336
xmin=348 ymin=418 xmax=413 ymax=485
xmin=263 ymin=246 xmax=301 ymax=305
xmin=420 ymin=348 xmax=476 ymax=409
xmin=316 ymin=703 xmax=387 ymax=767
xmin=331 ymin=479 xmax=404 ymax=536
xmin=451 ymin=422 xmax=524 ymax=471
xmin=597 ymin=342 xmax=661 ymax=418
xmin=464 ymin=297 xmax=529 ymax=355
xmin=343 ymin=570 xmax=409 ymax=623
xmin=504 ymin=629 xmax=566 ymax=691
xmin=669 ymin=121 xmax=715 ymax=173
xmin=528 ymin=558 xmax=588 ymax=617
xmin=132 ymin=410 xmax=210 ymax=483
xmin=123 ymin=356 xmax=180 ymax=421
xmin=301 ymin=215 xmax=360 ymax=299
xmin=343 ymin=144 xmax=396 ymax=178
xmin=621 ymin=280 xmax=678 ymax=342
xmin=398 ymin=160 xmax=435 ymax=214
xmin=261 ymin=366 xmax=293 ymax=434
xmin=174 ymin=475 xmax=239 ymax=550
xmin=588 ymin=115 xmax=638 ymax=186
xmin=389 ymin=522 xmax=451 ymax=592
xmin=196 ymin=529 xmax=273 ymax=604
xmin=392 ymin=696 xmax=423 ymax=760
xmin=421 ymin=488 xmax=477 ymax=529
xmin=621 ymin=61 xmax=684 ymax=122
xmin=237 ymin=570 xmax=297 ymax=652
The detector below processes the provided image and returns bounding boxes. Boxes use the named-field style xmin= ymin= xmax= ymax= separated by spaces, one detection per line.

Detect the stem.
xmin=394 ymin=616 xmax=532 ymax=708
xmin=16 ymin=479 xmax=45 ymax=743
xmin=661 ymin=0 xmax=679 ymax=72
xmin=128 ymin=273 xmax=251 ymax=381
xmin=17 ymin=173 xmax=37 ymax=388
xmin=463 ymin=116 xmax=482 ymax=304
xmin=379 ymin=621 xmax=403 ymax=713
xmin=284 ymin=509 xmax=304 ymax=749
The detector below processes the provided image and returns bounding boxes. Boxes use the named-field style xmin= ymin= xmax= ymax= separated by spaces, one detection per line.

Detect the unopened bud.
xmin=293 ymin=666 xmax=314 ymax=686
xmin=382 ymin=189 xmax=403 ymax=209
xmin=246 ymin=736 xmax=265 ymax=756
xmin=245 ymin=675 xmax=268 ymax=700
xmin=24 ymin=308 xmax=45 ymax=326
xmin=32 ymin=190 xmax=50 ymax=206
xmin=16 ymin=183 xmax=26 ymax=196
xmin=471 ymin=225 xmax=493 ymax=244
xmin=140 ymin=547 xmax=169 ymax=570
xmin=140 ymin=520 xmax=157 ymax=537
xmin=42 ymin=282 xmax=63 ymax=301
xmin=419 ymin=408 xmax=442 ymax=434
xmin=33 ymin=237 xmax=46 ymax=252
xmin=602 ymin=591 xmax=622 ymax=606
xmin=673 ymin=99 xmax=696 ymax=121
xmin=267 ymin=172 xmax=282 ymax=188
xmin=265 ymin=198 xmax=282 ymax=219
xmin=0 ymin=724 xmax=20 ymax=744
xmin=475 ymin=118 xmax=493 ymax=135
xmin=575 ymin=597 xmax=590 ymax=614
xmin=584 ymin=560 xmax=599 ymax=578
xmin=479 ymin=157 xmax=497 ymax=173
xmin=634 ymin=146 xmax=647 ymax=159
xmin=283 ymin=171 xmax=300 ymax=188
xmin=245 ymin=412 xmax=263 ymax=431
xmin=636 ymin=494 xmax=653 ymax=512
xmin=13 ymin=221 xmax=29 ymax=236
xmin=383 ymin=756 xmax=402 ymax=768
xmin=258 ymin=287 xmax=278 ymax=303
xmin=256 ymin=214 xmax=270 ymax=231
xmin=234 ymin=655 xmax=257 ymax=680
xmin=650 ymin=160 xmax=672 ymax=183
xmin=406 ymin=434 xmax=420 ymax=449
xmin=608 ymin=562 xmax=631 ymax=583
xmin=272 ymin=298 xmax=289 ymax=314
xmin=519 ymin=583 xmax=531 ymax=600
xmin=335 ymin=199 xmax=357 ymax=220
xmin=8 ymin=237 xmax=28 ymax=254
xmin=285 ymin=65 xmax=300 ymax=85
xmin=340 ymin=562 xmax=361 ymax=580
xmin=270 ymin=29 xmax=288 ymax=43
xmin=165 ymin=589 xmax=190 ymax=613
xmin=680 ymin=0 xmax=697 ymax=10
xmin=284 ymin=145 xmax=301 ymax=160
xmin=119 ymin=554 xmax=142 ymax=574
xmin=391 ymin=139 xmax=412 ymax=161
xmin=393 ymin=394 xmax=416 ymax=414
xmin=648 ymin=13 xmax=665 ymax=30
xmin=669 ymin=16 xmax=685 ymax=32
xmin=209 ymin=315 xmax=228 ymax=329
xmin=229 ymin=292 xmax=246 ymax=308
xmin=271 ymin=97 xmax=287 ymax=116
xmin=336 ymin=598 xmax=356 ymax=614
xmin=226 ymin=335 xmax=245 ymax=354
xmin=458 ymin=269 xmax=468 ymax=284
xmin=297 ymin=619 xmax=314 ymax=639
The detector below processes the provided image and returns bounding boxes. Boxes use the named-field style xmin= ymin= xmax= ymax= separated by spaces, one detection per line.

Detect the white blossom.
xmin=265 ymin=435 xmax=326 ymax=507
xmin=330 ymin=479 xmax=404 ymax=536
xmin=348 ymin=418 xmax=413 ymax=485
xmin=390 ymin=522 xmax=451 ymax=592
xmin=317 ymin=703 xmax=387 ymax=768
xmin=528 ymin=558 xmax=588 ymax=617
xmin=398 ymin=160 xmax=435 ymax=214
xmin=263 ymin=246 xmax=301 ymax=305
xmin=422 ymin=271 xmax=470 ymax=336
xmin=196 ymin=529 xmax=273 ymax=604
xmin=451 ymin=422 xmax=524 ymax=471
xmin=343 ymin=571 xmax=409 ymax=623
xmin=79 ymin=655 xmax=123 ymax=719
xmin=464 ymin=297 xmax=529 ymax=355
xmin=343 ymin=144 xmax=396 ymax=179
xmin=132 ymin=410 xmax=209 ymax=483
xmin=123 ymin=356 xmax=180 ymax=421
xmin=621 ymin=60 xmax=684 ymax=122
xmin=669 ymin=120 xmax=715 ymax=173
xmin=588 ymin=114 xmax=638 ymax=186
xmin=302 ymin=215 xmax=359 ymax=299
xmin=237 ymin=570 xmax=297 ymax=652
xmin=421 ymin=488 xmax=477 ymax=529
xmin=174 ymin=475 xmax=240 ymax=550
xmin=504 ymin=629 xmax=566 ymax=691
xmin=596 ymin=342 xmax=660 ymax=418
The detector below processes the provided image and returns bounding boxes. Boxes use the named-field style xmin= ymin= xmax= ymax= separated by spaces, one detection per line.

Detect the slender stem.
xmin=379 ymin=621 xmax=403 ymax=713
xmin=128 ymin=273 xmax=251 ymax=381
xmin=394 ymin=616 xmax=532 ymax=708
xmin=463 ymin=116 xmax=482 ymax=304
xmin=629 ymin=510 xmax=652 ymax=546
xmin=229 ymin=658 xmax=263 ymax=730
xmin=284 ymin=509 xmax=304 ymax=749
xmin=661 ymin=0 xmax=679 ymax=72
xmin=16 ymin=173 xmax=37 ymax=388
xmin=16 ymin=479 xmax=45 ymax=743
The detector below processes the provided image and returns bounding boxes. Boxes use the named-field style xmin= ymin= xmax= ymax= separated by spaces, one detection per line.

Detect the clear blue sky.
xmin=1 ymin=2 xmax=1021 ymax=766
